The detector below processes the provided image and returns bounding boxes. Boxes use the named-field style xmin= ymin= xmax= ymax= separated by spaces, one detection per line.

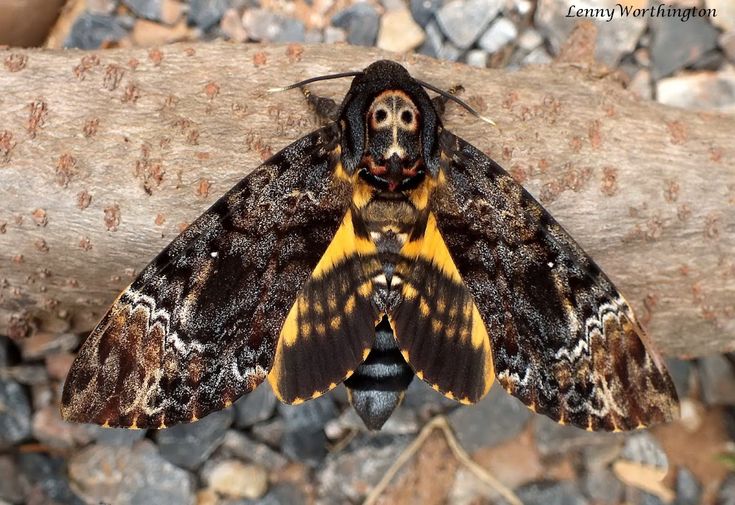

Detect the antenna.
xmin=267 ymin=71 xmax=363 ymax=93
xmin=415 ymin=79 xmax=497 ymax=127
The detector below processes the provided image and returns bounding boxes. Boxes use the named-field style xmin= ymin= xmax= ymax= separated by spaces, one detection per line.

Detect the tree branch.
xmin=0 ymin=42 xmax=733 ymax=356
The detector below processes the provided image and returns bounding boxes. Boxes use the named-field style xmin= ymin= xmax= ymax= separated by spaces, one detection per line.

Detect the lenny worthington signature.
xmin=566 ymin=3 xmax=716 ymax=23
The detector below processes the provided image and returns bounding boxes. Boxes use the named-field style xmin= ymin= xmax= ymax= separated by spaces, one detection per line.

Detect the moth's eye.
xmin=374 ymin=109 xmax=388 ymax=123
xmin=401 ymin=110 xmax=414 ymax=124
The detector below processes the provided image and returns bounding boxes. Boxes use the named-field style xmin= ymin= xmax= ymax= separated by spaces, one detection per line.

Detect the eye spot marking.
xmin=375 ymin=109 xmax=388 ymax=123
xmin=401 ymin=110 xmax=413 ymax=124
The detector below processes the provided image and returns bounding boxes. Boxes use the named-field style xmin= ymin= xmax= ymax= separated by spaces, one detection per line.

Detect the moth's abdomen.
xmin=344 ymin=317 xmax=414 ymax=430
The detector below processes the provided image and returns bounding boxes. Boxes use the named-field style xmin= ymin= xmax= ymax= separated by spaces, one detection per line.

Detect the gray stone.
xmin=0 ymin=456 xmax=23 ymax=504
xmin=326 ymin=403 xmax=419 ymax=438
xmin=518 ymin=28 xmax=543 ymax=51
xmin=188 ymin=0 xmax=229 ymax=31
xmin=234 ymin=382 xmax=278 ymax=428
xmin=251 ymin=416 xmax=285 ymax=447
xmin=324 ymin=26 xmax=347 ymax=44
xmin=665 ymin=358 xmax=693 ymax=398
xmin=465 ymin=49 xmax=488 ymax=68
xmin=257 ymin=483 xmax=308 ymax=505
xmin=418 ymin=20 xmax=443 ymax=58
xmin=698 ymin=354 xmax=735 ymax=405
xmin=32 ymin=404 xmax=98 ymax=450
xmin=523 ymin=46 xmax=553 ymax=65
xmin=619 ymin=432 xmax=668 ymax=471
xmin=410 ymin=0 xmax=442 ymax=27
xmin=155 ymin=408 xmax=233 ymax=470
xmin=448 ymin=386 xmax=531 ymax=453
xmin=122 ymin=0 xmax=162 ymax=21
xmin=0 ymin=335 xmax=9 ymax=367
xmin=17 ymin=453 xmax=84 ymax=505
xmin=721 ymin=32 xmax=735 ymax=64
xmin=0 ymin=379 xmax=31 ymax=450
xmin=332 ymin=4 xmax=380 ymax=46
xmin=515 ymin=480 xmax=587 ymax=505
xmin=650 ymin=14 xmax=719 ymax=79
xmin=535 ymin=0 xmax=646 ymax=66
xmin=319 ymin=433 xmax=412 ymax=503
xmin=65 ymin=13 xmax=129 ymax=49
xmin=69 ymin=440 xmax=195 ymax=505
xmin=534 ymin=415 xmax=622 ymax=456
xmin=582 ymin=467 xmax=624 ymax=504
xmin=675 ymin=467 xmax=702 ymax=505
xmin=402 ymin=376 xmax=458 ymax=417
xmin=92 ymin=426 xmax=147 ymax=446
xmin=478 ymin=17 xmax=518 ymax=54
xmin=718 ymin=474 xmax=735 ymax=505
xmin=708 ymin=0 xmax=735 ymax=32
xmin=220 ymin=430 xmax=288 ymax=470
xmin=202 ymin=459 xmax=268 ymax=500
xmin=87 ymin=0 xmax=119 ymax=15
xmin=279 ymin=395 xmax=337 ymax=466
xmin=436 ymin=0 xmax=502 ymax=49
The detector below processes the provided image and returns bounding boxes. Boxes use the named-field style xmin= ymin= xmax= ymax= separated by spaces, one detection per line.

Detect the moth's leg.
xmin=431 ymin=85 xmax=464 ymax=119
xmin=301 ymin=87 xmax=340 ymax=122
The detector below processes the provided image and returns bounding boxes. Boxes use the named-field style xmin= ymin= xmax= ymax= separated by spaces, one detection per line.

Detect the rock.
xmin=628 ymin=68 xmax=653 ymax=101
xmin=697 ymin=353 xmax=735 ymax=405
xmin=619 ymin=432 xmax=668 ymax=471
xmin=92 ymin=426 xmax=147 ymax=446
xmin=708 ymin=0 xmax=735 ymax=32
xmin=251 ymin=417 xmax=285 ymax=447
xmin=326 ymin=403 xmax=419 ymax=438
xmin=478 ymin=17 xmax=518 ymax=54
xmin=160 ymin=0 xmax=184 ymax=25
xmin=19 ymin=332 xmax=78 ymax=361
xmin=188 ymin=0 xmax=229 ymax=31
xmin=689 ymin=50 xmax=726 ymax=71
xmin=535 ymin=0 xmax=646 ymax=67
xmin=417 ymin=20 xmax=443 ymax=58
xmin=44 ymin=351 xmax=75 ymax=381
xmin=650 ymin=14 xmax=719 ymax=79
xmin=533 ymin=415 xmax=622 ymax=457
xmin=220 ymin=430 xmax=288 ymax=470
xmin=332 ymin=3 xmax=380 ymax=47
xmin=131 ymin=18 xmax=190 ymax=46
xmin=718 ymin=474 xmax=735 ymax=505
xmin=410 ymin=0 xmax=442 ymax=28
xmin=666 ymin=358 xmax=693 ymax=398
xmin=675 ymin=467 xmax=702 ymax=505
xmin=234 ymin=382 xmax=278 ymax=428
xmin=378 ymin=8 xmax=426 ymax=53
xmin=257 ymin=483 xmax=308 ymax=505
xmin=324 ymin=26 xmax=347 ymax=44
xmin=242 ymin=9 xmax=305 ymax=43
xmin=448 ymin=386 xmax=531 ymax=453
xmin=436 ymin=0 xmax=502 ymax=49
xmin=582 ymin=467 xmax=624 ymax=504
xmin=203 ymin=459 xmax=268 ymax=500
xmin=515 ymin=480 xmax=587 ymax=505
xmin=518 ymin=28 xmax=543 ymax=51
xmin=448 ymin=467 xmax=506 ymax=505
xmin=319 ymin=433 xmax=412 ymax=503
xmin=220 ymin=8 xmax=248 ymax=42
xmin=465 ymin=49 xmax=488 ymax=68
xmin=402 ymin=377 xmax=458 ymax=420
xmin=721 ymin=32 xmax=735 ymax=64
xmin=523 ymin=46 xmax=553 ymax=65
xmin=155 ymin=408 xmax=233 ymax=471
xmin=122 ymin=0 xmax=162 ymax=21
xmin=0 ymin=455 xmax=23 ymax=504
xmin=17 ymin=453 xmax=84 ymax=505
xmin=65 ymin=13 xmax=129 ymax=49
xmin=68 ymin=440 xmax=195 ymax=505
xmin=279 ymin=395 xmax=337 ymax=466
xmin=87 ymin=0 xmax=119 ymax=15
xmin=32 ymin=404 xmax=97 ymax=450
xmin=0 ymin=379 xmax=31 ymax=450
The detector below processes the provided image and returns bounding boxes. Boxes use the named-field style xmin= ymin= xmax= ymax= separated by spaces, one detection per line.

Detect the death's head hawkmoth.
xmin=61 ymin=60 xmax=679 ymax=432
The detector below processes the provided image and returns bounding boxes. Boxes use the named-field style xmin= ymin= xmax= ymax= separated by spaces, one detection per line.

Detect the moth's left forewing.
xmin=430 ymin=129 xmax=679 ymax=431
xmin=62 ymin=126 xmax=354 ymax=429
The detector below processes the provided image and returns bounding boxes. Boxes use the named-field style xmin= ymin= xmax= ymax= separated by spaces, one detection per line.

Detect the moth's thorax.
xmin=359 ymin=90 xmax=423 ymax=192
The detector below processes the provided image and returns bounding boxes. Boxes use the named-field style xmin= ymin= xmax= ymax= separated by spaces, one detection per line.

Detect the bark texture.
xmin=0 ymin=42 xmax=733 ymax=357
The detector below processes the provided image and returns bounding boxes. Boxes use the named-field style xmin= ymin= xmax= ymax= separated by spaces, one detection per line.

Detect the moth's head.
xmin=339 ymin=60 xmax=441 ymax=183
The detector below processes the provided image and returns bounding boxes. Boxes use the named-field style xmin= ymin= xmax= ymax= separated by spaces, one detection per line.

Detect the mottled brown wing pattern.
xmin=431 ymin=129 xmax=679 ymax=431
xmin=61 ymin=125 xmax=353 ymax=429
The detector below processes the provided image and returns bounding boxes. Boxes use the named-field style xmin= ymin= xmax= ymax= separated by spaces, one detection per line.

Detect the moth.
xmin=62 ymin=60 xmax=679 ymax=432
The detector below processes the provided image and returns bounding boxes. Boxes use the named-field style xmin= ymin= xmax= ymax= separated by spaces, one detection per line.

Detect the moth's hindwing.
xmin=390 ymin=211 xmax=495 ymax=404
xmin=431 ymin=129 xmax=679 ymax=431
xmin=61 ymin=125 xmax=352 ymax=429
xmin=267 ymin=208 xmax=382 ymax=404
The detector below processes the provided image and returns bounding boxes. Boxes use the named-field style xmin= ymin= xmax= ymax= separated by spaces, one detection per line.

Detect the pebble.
xmin=418 ymin=20 xmax=443 ymax=58
xmin=279 ymin=395 xmax=337 ymax=466
xmin=515 ymin=480 xmax=587 ymax=505
xmin=220 ymin=8 xmax=248 ymax=42
xmin=377 ymin=8 xmax=426 ymax=53
xmin=523 ymin=46 xmax=553 ymax=65
xmin=331 ymin=3 xmax=380 ymax=47
xmin=721 ymin=32 xmax=735 ymax=64
xmin=131 ymin=18 xmax=190 ymax=46
xmin=257 ymin=483 xmax=308 ymax=505
xmin=707 ymin=0 xmax=735 ymax=32
xmin=666 ymin=358 xmax=693 ymax=398
xmin=319 ymin=433 xmax=412 ymax=503
xmin=68 ymin=440 xmax=195 ymax=505
xmin=619 ymin=432 xmax=669 ymax=471
xmin=155 ymin=408 xmax=233 ymax=471
xmin=518 ymin=28 xmax=543 ymax=51
xmin=0 ymin=455 xmax=23 ymax=504
xmin=436 ymin=0 xmax=502 ymax=49
xmin=629 ymin=68 xmax=653 ymax=101
xmin=410 ymin=0 xmax=442 ymax=28
xmin=242 ymin=9 xmax=306 ymax=43
xmin=581 ymin=467 xmax=624 ymax=504
xmin=534 ymin=415 xmax=622 ymax=457
xmin=448 ymin=385 xmax=532 ymax=453
xmin=220 ymin=429 xmax=289 ymax=470
xmin=122 ymin=0 xmax=162 ymax=22
xmin=675 ymin=467 xmax=702 ymax=505
xmin=697 ymin=353 xmax=735 ymax=404
xmin=92 ymin=425 xmax=147 ymax=446
xmin=87 ymin=0 xmax=119 ymax=15
xmin=65 ymin=13 xmax=129 ymax=49
xmin=650 ymin=14 xmax=719 ymax=79
xmin=17 ymin=452 xmax=85 ymax=505
xmin=0 ymin=379 xmax=32 ymax=450
xmin=718 ymin=474 xmax=735 ymax=505
xmin=31 ymin=404 xmax=97 ymax=450
xmin=324 ymin=26 xmax=347 ymax=44
xmin=188 ymin=0 xmax=229 ymax=31
xmin=202 ymin=459 xmax=268 ymax=500
xmin=19 ymin=332 xmax=78 ymax=360
xmin=233 ymin=382 xmax=278 ymax=429
xmin=465 ymin=49 xmax=488 ymax=68
xmin=478 ymin=17 xmax=518 ymax=54
xmin=251 ymin=416 xmax=285 ymax=447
